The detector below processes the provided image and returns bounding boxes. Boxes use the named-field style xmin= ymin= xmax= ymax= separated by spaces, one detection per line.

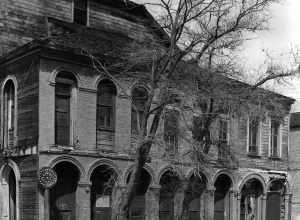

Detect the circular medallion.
xmin=39 ymin=167 xmax=57 ymax=189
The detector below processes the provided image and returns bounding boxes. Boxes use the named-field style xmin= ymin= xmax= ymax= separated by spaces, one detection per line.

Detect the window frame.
xmin=96 ymin=80 xmax=116 ymax=132
xmin=246 ymin=116 xmax=262 ymax=156
xmin=54 ymin=73 xmax=77 ymax=147
xmin=164 ymin=108 xmax=179 ymax=155
xmin=1 ymin=77 xmax=18 ymax=150
xmin=269 ymin=118 xmax=282 ymax=158
xmin=218 ymin=115 xmax=230 ymax=160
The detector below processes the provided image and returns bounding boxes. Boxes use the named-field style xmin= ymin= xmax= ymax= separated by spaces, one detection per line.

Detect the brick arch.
xmin=266 ymin=178 xmax=290 ymax=194
xmin=130 ymin=83 xmax=150 ymax=96
xmin=212 ymin=170 xmax=236 ymax=190
xmin=48 ymin=156 xmax=86 ymax=181
xmin=49 ymin=67 xmax=81 ymax=86
xmin=0 ymin=159 xmax=21 ymax=220
xmin=185 ymin=167 xmax=213 ymax=188
xmin=238 ymin=173 xmax=267 ymax=194
xmin=122 ymin=164 xmax=156 ymax=185
xmin=94 ymin=76 xmax=120 ymax=95
xmin=157 ymin=165 xmax=184 ymax=183
xmin=87 ymin=159 xmax=121 ymax=183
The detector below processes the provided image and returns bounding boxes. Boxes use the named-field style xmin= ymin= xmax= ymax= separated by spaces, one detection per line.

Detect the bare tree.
xmin=48 ymin=0 xmax=299 ymax=219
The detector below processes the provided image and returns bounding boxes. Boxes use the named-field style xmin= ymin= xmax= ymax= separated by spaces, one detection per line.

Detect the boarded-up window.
xmin=74 ymin=0 xmax=88 ymax=25
xmin=164 ymin=110 xmax=179 ymax=154
xmin=270 ymin=119 xmax=280 ymax=157
xmin=3 ymin=80 xmax=15 ymax=149
xmin=131 ymin=87 xmax=148 ymax=135
xmin=55 ymin=83 xmax=71 ymax=145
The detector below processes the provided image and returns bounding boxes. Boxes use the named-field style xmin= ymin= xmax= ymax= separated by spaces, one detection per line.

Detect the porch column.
xmin=236 ymin=192 xmax=241 ymax=220
xmin=261 ymin=194 xmax=267 ymax=220
xmin=76 ymin=181 xmax=91 ymax=220
xmin=146 ymin=185 xmax=160 ymax=220
xmin=205 ymin=187 xmax=215 ymax=220
xmin=174 ymin=180 xmax=188 ymax=220
xmin=229 ymin=190 xmax=239 ymax=220
xmin=284 ymin=193 xmax=292 ymax=220
xmin=112 ymin=184 xmax=127 ymax=220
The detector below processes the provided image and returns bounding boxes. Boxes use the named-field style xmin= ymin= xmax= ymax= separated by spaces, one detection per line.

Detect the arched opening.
xmin=90 ymin=164 xmax=117 ymax=220
xmin=55 ymin=72 xmax=77 ymax=146
xmin=159 ymin=170 xmax=181 ymax=220
xmin=131 ymin=87 xmax=148 ymax=135
xmin=1 ymin=166 xmax=17 ymax=220
xmin=266 ymin=180 xmax=286 ymax=220
xmin=3 ymin=79 xmax=16 ymax=149
xmin=186 ymin=173 xmax=207 ymax=220
xmin=50 ymin=162 xmax=80 ymax=220
xmin=240 ymin=178 xmax=264 ymax=220
xmin=97 ymin=79 xmax=117 ymax=150
xmin=127 ymin=168 xmax=151 ymax=220
xmin=214 ymin=174 xmax=232 ymax=220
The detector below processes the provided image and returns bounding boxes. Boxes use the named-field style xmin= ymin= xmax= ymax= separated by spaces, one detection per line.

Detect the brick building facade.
xmin=0 ymin=0 xmax=295 ymax=220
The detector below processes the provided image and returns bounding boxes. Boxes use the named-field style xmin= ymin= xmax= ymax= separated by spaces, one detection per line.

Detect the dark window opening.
xmin=270 ymin=120 xmax=280 ymax=158
xmin=74 ymin=0 xmax=88 ymax=25
xmin=164 ymin=110 xmax=179 ymax=154
xmin=131 ymin=87 xmax=148 ymax=135
xmin=248 ymin=118 xmax=259 ymax=155
xmin=3 ymin=80 xmax=15 ymax=149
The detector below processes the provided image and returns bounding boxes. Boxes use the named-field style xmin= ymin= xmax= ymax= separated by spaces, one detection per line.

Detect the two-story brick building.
xmin=0 ymin=0 xmax=295 ymax=220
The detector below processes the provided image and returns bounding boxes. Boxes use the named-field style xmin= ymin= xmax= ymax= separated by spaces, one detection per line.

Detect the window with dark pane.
xmin=55 ymin=83 xmax=71 ymax=145
xmin=3 ymin=80 xmax=15 ymax=149
xmin=270 ymin=119 xmax=280 ymax=157
xmin=248 ymin=117 xmax=259 ymax=155
xmin=131 ymin=87 xmax=148 ymax=135
xmin=218 ymin=119 xmax=229 ymax=160
xmin=97 ymin=80 xmax=116 ymax=131
xmin=164 ymin=110 xmax=179 ymax=154
xmin=73 ymin=0 xmax=88 ymax=25
xmin=55 ymin=72 xmax=77 ymax=146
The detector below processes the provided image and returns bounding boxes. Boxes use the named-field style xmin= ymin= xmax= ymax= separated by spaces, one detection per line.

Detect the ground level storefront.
xmin=0 ymin=155 xmax=292 ymax=220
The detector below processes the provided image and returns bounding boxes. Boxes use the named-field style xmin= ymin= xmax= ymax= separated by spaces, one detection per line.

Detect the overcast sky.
xmin=139 ymin=0 xmax=300 ymax=101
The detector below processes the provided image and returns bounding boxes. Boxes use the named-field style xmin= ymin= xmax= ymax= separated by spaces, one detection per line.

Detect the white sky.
xmin=139 ymin=0 xmax=300 ymax=101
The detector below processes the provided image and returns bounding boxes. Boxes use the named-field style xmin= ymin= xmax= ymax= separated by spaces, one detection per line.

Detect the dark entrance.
xmin=50 ymin=162 xmax=80 ymax=220
xmin=127 ymin=168 xmax=151 ymax=220
xmin=266 ymin=180 xmax=285 ymax=220
xmin=90 ymin=165 xmax=117 ymax=220
xmin=187 ymin=173 xmax=207 ymax=220
xmin=214 ymin=174 xmax=232 ymax=220
xmin=240 ymin=179 xmax=264 ymax=220
xmin=8 ymin=168 xmax=16 ymax=220
xmin=159 ymin=170 xmax=181 ymax=220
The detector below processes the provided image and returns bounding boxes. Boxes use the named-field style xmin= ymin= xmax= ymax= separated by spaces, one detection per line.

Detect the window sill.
xmin=247 ymin=153 xmax=261 ymax=158
xmin=269 ymin=156 xmax=281 ymax=160
xmin=54 ymin=145 xmax=75 ymax=152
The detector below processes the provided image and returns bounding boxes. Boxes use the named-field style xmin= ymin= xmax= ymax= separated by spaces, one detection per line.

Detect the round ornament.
xmin=39 ymin=167 xmax=57 ymax=189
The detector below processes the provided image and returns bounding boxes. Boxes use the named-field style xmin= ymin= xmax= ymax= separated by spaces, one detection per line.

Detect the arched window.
xmin=97 ymin=80 xmax=116 ymax=150
xmin=55 ymin=72 xmax=77 ymax=146
xmin=3 ymin=80 xmax=16 ymax=149
xmin=164 ymin=109 xmax=179 ymax=154
xmin=131 ymin=87 xmax=148 ymax=135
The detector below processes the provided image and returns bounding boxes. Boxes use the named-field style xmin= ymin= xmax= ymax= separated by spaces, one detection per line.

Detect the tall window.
xmin=270 ymin=119 xmax=280 ymax=158
xmin=218 ymin=118 xmax=229 ymax=159
xmin=97 ymin=80 xmax=116 ymax=131
xmin=3 ymin=80 xmax=16 ymax=149
xmin=248 ymin=117 xmax=260 ymax=155
xmin=55 ymin=72 xmax=77 ymax=146
xmin=164 ymin=110 xmax=179 ymax=154
xmin=73 ymin=0 xmax=88 ymax=25
xmin=131 ymin=87 xmax=148 ymax=135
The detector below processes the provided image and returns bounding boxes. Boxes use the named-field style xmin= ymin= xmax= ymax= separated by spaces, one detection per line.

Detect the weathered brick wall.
xmin=0 ymin=53 xmax=39 ymax=149
xmin=16 ymin=155 xmax=39 ymax=220
xmin=0 ymin=0 xmax=154 ymax=56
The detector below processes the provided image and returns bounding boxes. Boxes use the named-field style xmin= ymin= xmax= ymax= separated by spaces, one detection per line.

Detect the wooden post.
xmin=44 ymin=188 xmax=50 ymax=220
